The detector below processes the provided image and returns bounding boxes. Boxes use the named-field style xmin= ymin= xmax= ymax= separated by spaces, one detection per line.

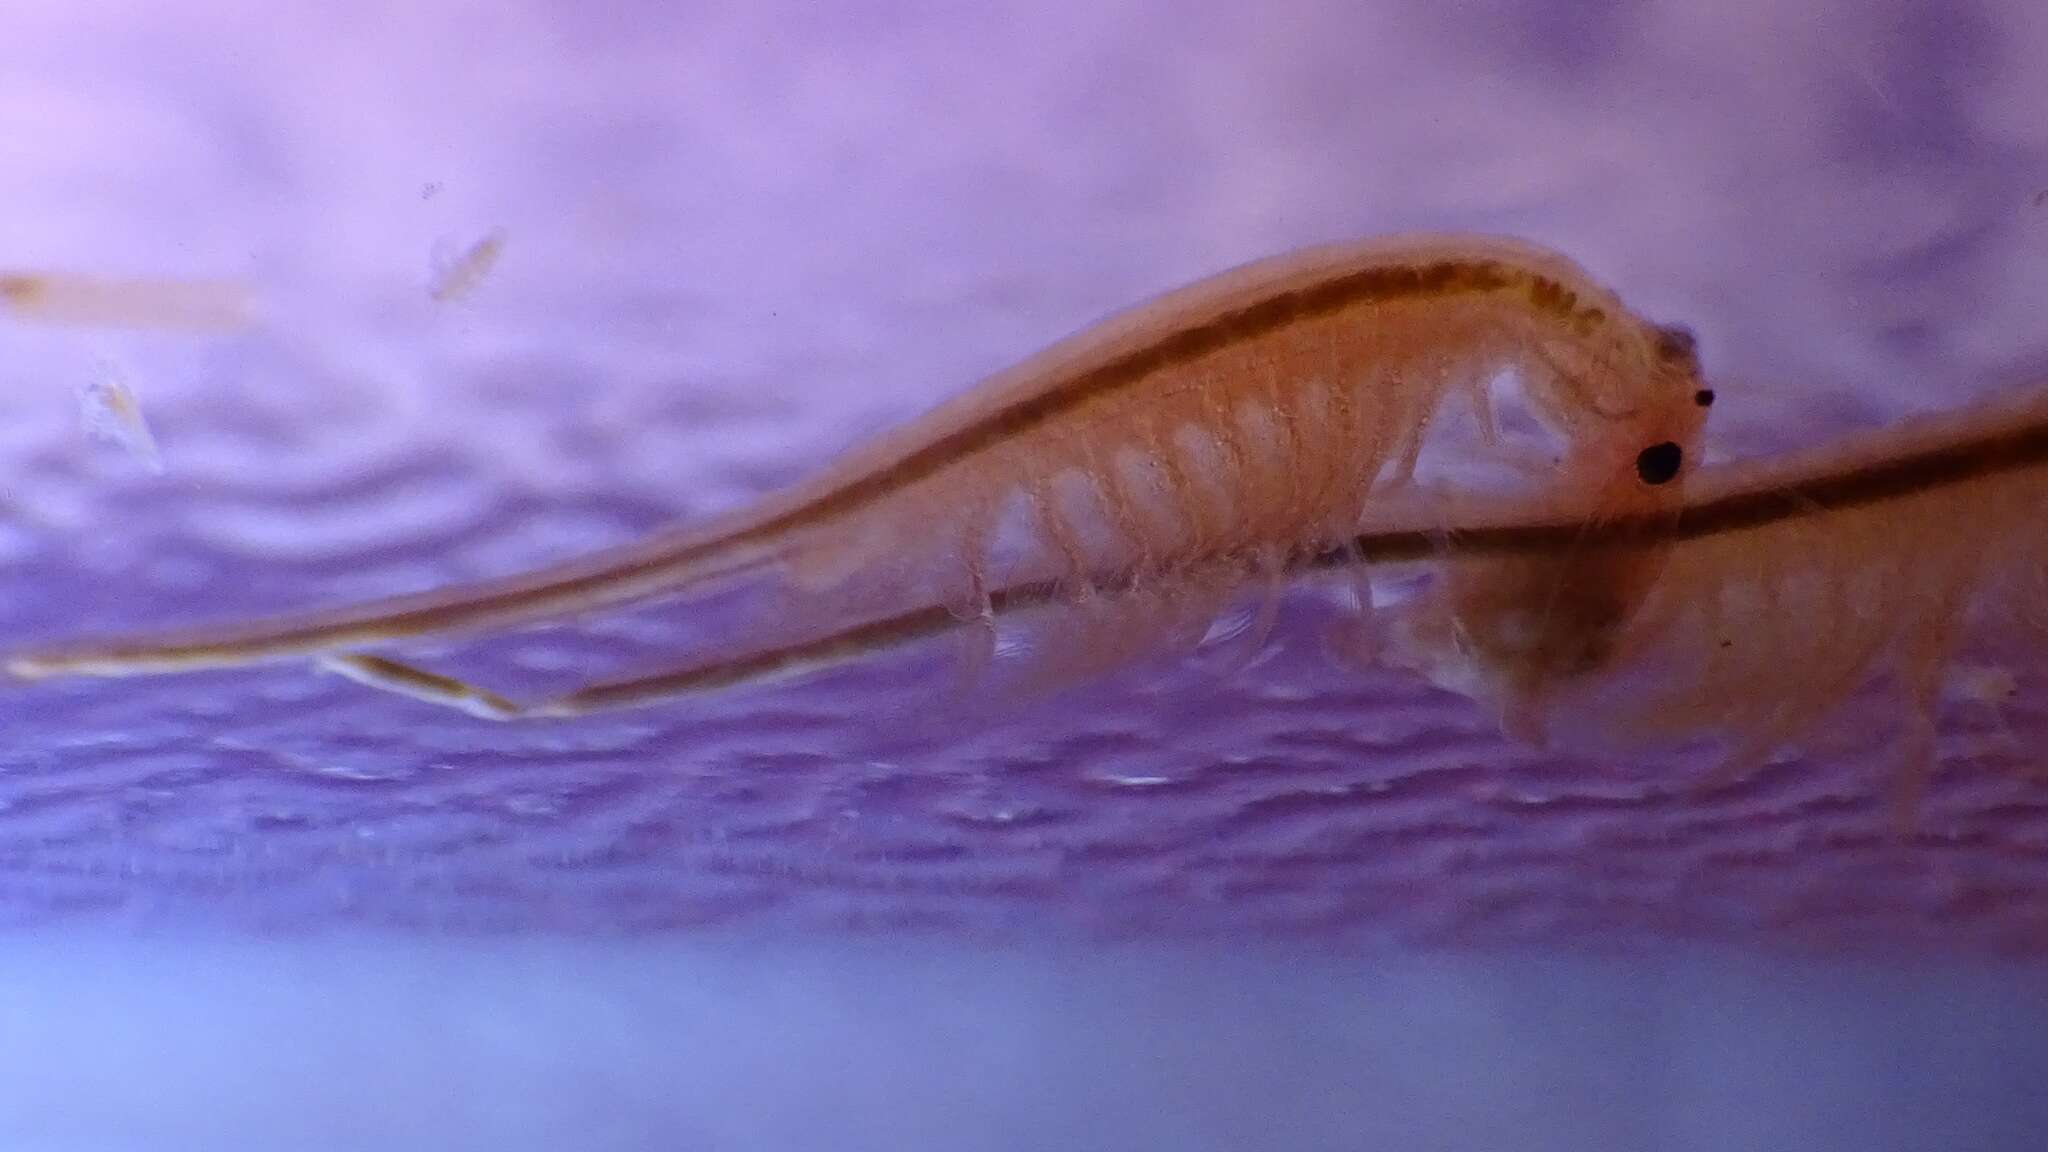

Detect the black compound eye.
xmin=1693 ymin=388 xmax=1715 ymax=407
xmin=1636 ymin=441 xmax=1683 ymax=485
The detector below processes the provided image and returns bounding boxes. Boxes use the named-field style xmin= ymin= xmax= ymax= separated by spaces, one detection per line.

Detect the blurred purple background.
xmin=1 ymin=0 xmax=2046 ymax=1148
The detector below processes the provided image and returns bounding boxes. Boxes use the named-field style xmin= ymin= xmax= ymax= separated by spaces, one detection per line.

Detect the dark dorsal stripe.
xmin=730 ymin=256 xmax=1600 ymax=549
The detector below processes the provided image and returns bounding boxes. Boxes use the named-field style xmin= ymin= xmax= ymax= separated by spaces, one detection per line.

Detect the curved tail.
xmin=7 ymin=516 xmax=786 ymax=680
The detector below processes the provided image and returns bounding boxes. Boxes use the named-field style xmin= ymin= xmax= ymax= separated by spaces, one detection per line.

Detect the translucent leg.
xmin=1204 ymin=549 xmax=1288 ymax=677
xmin=1885 ymin=615 xmax=1957 ymax=837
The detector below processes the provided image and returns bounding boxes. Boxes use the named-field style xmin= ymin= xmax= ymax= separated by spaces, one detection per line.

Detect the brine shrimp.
xmin=76 ymin=361 xmax=165 ymax=474
xmin=1 ymin=271 xmax=253 ymax=330
xmin=429 ymin=228 xmax=506 ymax=303
xmin=1575 ymin=384 xmax=2048 ymax=824
xmin=291 ymin=380 xmax=2048 ymax=838
xmin=8 ymin=232 xmax=1712 ymax=714
xmin=271 ymin=373 xmax=2048 ymax=838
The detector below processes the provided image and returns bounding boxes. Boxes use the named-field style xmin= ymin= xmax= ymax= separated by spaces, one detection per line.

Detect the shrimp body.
xmin=1 ymin=272 xmax=253 ymax=330
xmin=429 ymin=229 xmax=507 ymax=303
xmin=11 ymin=233 xmax=1708 ymax=685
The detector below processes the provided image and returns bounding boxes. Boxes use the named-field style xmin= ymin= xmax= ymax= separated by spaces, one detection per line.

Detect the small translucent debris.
xmin=428 ymin=228 xmax=507 ymax=303
xmin=1946 ymin=664 xmax=2018 ymax=705
xmin=421 ymin=181 xmax=443 ymax=200
xmin=1 ymin=272 xmax=253 ymax=330
xmin=76 ymin=364 xmax=164 ymax=473
xmin=1099 ymin=774 xmax=1173 ymax=789
xmin=1944 ymin=664 xmax=2022 ymax=759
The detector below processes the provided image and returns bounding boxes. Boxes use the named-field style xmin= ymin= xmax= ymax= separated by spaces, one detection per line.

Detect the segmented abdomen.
xmin=783 ymin=298 xmax=1519 ymax=617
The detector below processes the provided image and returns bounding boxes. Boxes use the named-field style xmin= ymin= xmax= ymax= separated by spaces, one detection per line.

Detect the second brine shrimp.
xmin=9 ymin=233 xmax=1713 ymax=716
xmin=1377 ymin=325 xmax=1710 ymax=742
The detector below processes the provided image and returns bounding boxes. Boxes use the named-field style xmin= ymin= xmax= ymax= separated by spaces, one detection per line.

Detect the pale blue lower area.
xmin=0 ymin=936 xmax=2040 ymax=1151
